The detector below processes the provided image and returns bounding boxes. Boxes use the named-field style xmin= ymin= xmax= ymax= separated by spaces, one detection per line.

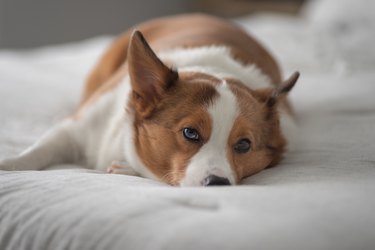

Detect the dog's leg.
xmin=107 ymin=161 xmax=139 ymax=176
xmin=0 ymin=120 xmax=81 ymax=171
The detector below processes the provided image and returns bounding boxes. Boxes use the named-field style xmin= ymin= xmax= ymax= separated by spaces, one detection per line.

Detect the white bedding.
xmin=1 ymin=0 xmax=375 ymax=249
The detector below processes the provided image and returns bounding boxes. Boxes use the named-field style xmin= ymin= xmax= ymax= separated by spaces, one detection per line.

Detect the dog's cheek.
xmin=227 ymin=151 xmax=243 ymax=183
xmin=230 ymin=151 xmax=272 ymax=181
xmin=168 ymin=153 xmax=193 ymax=185
xmin=168 ymin=137 xmax=201 ymax=185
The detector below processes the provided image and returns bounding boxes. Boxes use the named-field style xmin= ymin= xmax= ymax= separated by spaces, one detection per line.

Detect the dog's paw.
xmin=0 ymin=156 xmax=31 ymax=171
xmin=0 ymin=158 xmax=18 ymax=171
xmin=107 ymin=161 xmax=139 ymax=176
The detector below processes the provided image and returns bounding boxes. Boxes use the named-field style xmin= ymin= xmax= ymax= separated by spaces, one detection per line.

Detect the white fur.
xmin=77 ymin=75 xmax=158 ymax=180
xmin=180 ymin=81 xmax=238 ymax=186
xmin=279 ymin=110 xmax=299 ymax=153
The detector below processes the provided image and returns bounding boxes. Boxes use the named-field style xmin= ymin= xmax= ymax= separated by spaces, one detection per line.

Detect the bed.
xmin=1 ymin=0 xmax=375 ymax=249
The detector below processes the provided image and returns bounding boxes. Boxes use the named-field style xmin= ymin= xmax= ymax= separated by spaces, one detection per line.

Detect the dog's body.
xmin=0 ymin=14 xmax=299 ymax=186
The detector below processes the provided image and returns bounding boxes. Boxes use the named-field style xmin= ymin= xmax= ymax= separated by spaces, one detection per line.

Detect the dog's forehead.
xmin=179 ymin=72 xmax=246 ymax=133
xmin=206 ymin=81 xmax=239 ymax=142
xmin=153 ymin=72 xmax=218 ymax=125
xmin=176 ymin=71 xmax=264 ymax=119
xmin=175 ymin=72 xmax=219 ymax=100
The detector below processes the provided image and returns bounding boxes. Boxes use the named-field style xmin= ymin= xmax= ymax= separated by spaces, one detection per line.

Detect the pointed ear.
xmin=266 ymin=71 xmax=299 ymax=107
xmin=128 ymin=30 xmax=178 ymax=118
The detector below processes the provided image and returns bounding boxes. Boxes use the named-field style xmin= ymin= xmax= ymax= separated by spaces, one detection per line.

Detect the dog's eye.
xmin=234 ymin=139 xmax=251 ymax=153
xmin=183 ymin=128 xmax=200 ymax=143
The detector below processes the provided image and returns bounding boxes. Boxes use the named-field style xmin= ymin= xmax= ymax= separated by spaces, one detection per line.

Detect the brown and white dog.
xmin=0 ymin=14 xmax=299 ymax=186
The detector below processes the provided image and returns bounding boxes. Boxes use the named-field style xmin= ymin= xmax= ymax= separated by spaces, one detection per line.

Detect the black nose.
xmin=203 ymin=175 xmax=231 ymax=186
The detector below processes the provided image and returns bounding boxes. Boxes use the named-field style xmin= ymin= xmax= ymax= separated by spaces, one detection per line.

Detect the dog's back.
xmin=80 ymin=14 xmax=281 ymax=109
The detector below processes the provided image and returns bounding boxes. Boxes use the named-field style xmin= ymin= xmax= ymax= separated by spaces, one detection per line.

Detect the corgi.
xmin=0 ymin=14 xmax=299 ymax=186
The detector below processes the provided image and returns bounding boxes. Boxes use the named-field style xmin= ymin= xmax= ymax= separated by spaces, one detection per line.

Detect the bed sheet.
xmin=1 ymin=0 xmax=375 ymax=249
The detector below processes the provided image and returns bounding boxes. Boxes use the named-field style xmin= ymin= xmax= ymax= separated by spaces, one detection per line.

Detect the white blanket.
xmin=1 ymin=0 xmax=375 ymax=249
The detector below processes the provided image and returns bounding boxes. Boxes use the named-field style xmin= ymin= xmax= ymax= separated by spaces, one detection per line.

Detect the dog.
xmin=0 ymin=14 xmax=299 ymax=186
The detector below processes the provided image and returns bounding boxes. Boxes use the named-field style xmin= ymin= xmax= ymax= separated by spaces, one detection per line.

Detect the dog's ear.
xmin=128 ymin=30 xmax=178 ymax=118
xmin=266 ymin=71 xmax=299 ymax=107
xmin=255 ymin=72 xmax=299 ymax=108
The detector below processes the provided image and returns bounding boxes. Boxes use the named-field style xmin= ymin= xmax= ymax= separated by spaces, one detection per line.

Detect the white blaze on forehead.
xmin=180 ymin=81 xmax=238 ymax=186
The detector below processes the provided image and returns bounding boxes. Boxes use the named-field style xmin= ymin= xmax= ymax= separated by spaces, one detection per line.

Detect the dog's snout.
xmin=203 ymin=175 xmax=231 ymax=186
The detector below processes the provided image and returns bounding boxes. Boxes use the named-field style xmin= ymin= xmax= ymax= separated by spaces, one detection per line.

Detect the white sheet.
xmin=1 ymin=0 xmax=375 ymax=249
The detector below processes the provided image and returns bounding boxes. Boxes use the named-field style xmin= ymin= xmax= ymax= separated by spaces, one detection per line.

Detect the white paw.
xmin=0 ymin=158 xmax=18 ymax=171
xmin=0 ymin=156 xmax=31 ymax=171
xmin=107 ymin=161 xmax=139 ymax=176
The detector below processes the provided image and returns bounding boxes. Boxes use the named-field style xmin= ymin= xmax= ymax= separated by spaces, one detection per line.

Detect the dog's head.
xmin=127 ymin=31 xmax=299 ymax=186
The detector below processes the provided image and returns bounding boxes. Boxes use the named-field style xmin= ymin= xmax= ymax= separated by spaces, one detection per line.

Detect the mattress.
xmin=1 ymin=0 xmax=375 ymax=249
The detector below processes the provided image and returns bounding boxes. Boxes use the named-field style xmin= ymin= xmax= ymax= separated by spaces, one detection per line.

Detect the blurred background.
xmin=0 ymin=0 xmax=305 ymax=49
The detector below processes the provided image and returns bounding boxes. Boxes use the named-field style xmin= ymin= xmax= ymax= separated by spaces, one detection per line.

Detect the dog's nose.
xmin=203 ymin=175 xmax=231 ymax=186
